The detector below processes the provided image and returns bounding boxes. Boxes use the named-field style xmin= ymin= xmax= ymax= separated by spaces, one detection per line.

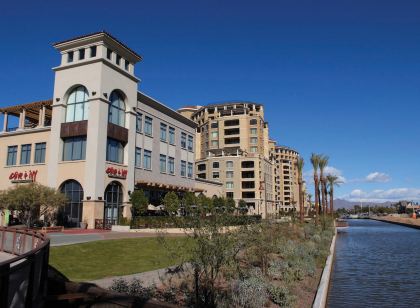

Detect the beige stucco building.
xmin=0 ymin=32 xmax=222 ymax=229
xmin=178 ymin=102 xmax=277 ymax=218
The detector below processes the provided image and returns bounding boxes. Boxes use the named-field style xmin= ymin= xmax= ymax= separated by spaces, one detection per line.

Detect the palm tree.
xmin=307 ymin=193 xmax=313 ymax=216
xmin=296 ymin=157 xmax=304 ymax=223
xmin=310 ymin=153 xmax=321 ymax=222
xmin=318 ymin=155 xmax=329 ymax=215
xmin=327 ymin=175 xmax=340 ymax=216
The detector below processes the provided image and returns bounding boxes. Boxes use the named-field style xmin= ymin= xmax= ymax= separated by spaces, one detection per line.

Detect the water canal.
xmin=327 ymin=219 xmax=420 ymax=308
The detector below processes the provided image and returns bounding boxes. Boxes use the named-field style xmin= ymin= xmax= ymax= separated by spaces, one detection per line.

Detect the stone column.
xmin=2 ymin=112 xmax=7 ymax=132
xmin=18 ymin=109 xmax=26 ymax=129
xmin=82 ymin=200 xmax=105 ymax=229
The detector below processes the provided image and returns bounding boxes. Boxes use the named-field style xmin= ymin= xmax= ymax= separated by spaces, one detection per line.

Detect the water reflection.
xmin=328 ymin=219 xmax=420 ymax=308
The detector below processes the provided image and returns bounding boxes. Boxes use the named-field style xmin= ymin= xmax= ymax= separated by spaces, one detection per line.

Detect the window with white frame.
xmin=226 ymin=181 xmax=234 ymax=189
xmin=34 ymin=142 xmax=46 ymax=164
xmin=160 ymin=123 xmax=167 ymax=142
xmin=181 ymin=132 xmax=186 ymax=149
xmin=187 ymin=135 xmax=193 ymax=151
xmin=168 ymin=157 xmax=175 ymax=174
xmin=106 ymin=138 xmax=124 ymax=164
xmin=20 ymin=144 xmax=31 ymax=165
xmin=226 ymin=171 xmax=234 ymax=178
xmin=6 ymin=146 xmax=17 ymax=166
xmin=143 ymin=150 xmax=152 ymax=169
xmin=65 ymin=86 xmax=89 ymax=122
xmin=188 ymin=162 xmax=193 ymax=178
xmin=136 ymin=113 xmax=142 ymax=133
xmin=135 ymin=147 xmax=141 ymax=167
xmin=226 ymin=161 xmax=234 ymax=168
xmin=108 ymin=91 xmax=125 ymax=127
xmin=144 ymin=116 xmax=153 ymax=135
xmin=169 ymin=127 xmax=175 ymax=145
xmin=181 ymin=160 xmax=186 ymax=177
xmin=160 ymin=155 xmax=167 ymax=173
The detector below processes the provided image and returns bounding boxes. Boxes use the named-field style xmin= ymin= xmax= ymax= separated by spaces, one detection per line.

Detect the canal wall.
xmin=371 ymin=216 xmax=420 ymax=230
xmin=312 ymin=227 xmax=337 ymax=308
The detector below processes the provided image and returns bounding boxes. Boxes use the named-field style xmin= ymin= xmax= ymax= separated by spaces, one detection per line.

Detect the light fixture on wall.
xmin=86 ymin=196 xmax=91 ymax=200
xmin=128 ymin=190 xmax=132 ymax=196
xmin=103 ymin=93 xmax=108 ymax=98
xmin=92 ymin=91 xmax=96 ymax=96
xmin=55 ymin=98 xmax=60 ymax=102
xmin=98 ymin=197 xmax=103 ymax=200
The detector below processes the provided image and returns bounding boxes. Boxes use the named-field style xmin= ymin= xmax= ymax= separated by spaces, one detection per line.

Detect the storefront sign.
xmin=106 ymin=167 xmax=127 ymax=179
xmin=9 ymin=170 xmax=38 ymax=183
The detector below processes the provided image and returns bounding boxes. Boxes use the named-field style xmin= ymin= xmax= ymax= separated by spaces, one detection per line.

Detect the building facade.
xmin=179 ymin=102 xmax=277 ymax=218
xmin=271 ymin=145 xmax=301 ymax=213
xmin=0 ymin=32 xmax=221 ymax=228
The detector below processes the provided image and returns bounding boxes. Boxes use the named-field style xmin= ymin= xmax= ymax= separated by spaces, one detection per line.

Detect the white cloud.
xmin=365 ymin=172 xmax=391 ymax=183
xmin=343 ymin=187 xmax=420 ymax=202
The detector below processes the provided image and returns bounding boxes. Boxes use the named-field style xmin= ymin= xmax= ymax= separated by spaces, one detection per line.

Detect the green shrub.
xmin=268 ymin=284 xmax=295 ymax=307
xmin=231 ymin=268 xmax=268 ymax=308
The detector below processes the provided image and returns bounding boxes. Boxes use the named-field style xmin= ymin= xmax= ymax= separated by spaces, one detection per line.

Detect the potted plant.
xmin=80 ymin=220 xmax=88 ymax=229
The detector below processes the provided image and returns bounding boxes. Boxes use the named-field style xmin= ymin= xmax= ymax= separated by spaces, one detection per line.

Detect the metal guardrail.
xmin=0 ymin=227 xmax=50 ymax=308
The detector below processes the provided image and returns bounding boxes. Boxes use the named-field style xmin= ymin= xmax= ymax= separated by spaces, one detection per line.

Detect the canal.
xmin=328 ymin=219 xmax=420 ymax=308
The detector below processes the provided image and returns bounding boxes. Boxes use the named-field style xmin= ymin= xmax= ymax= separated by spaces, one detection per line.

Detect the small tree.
xmin=197 ymin=194 xmax=213 ymax=215
xmin=183 ymin=192 xmax=197 ymax=216
xmin=238 ymin=199 xmax=248 ymax=215
xmin=212 ymin=196 xmax=225 ymax=213
xmin=163 ymin=192 xmax=180 ymax=216
xmin=0 ymin=183 xmax=67 ymax=227
xmin=225 ymin=198 xmax=236 ymax=214
xmin=130 ymin=189 xmax=149 ymax=217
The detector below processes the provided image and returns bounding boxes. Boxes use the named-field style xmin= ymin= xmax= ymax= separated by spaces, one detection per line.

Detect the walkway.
xmin=49 ymin=230 xmax=184 ymax=247
xmin=0 ymin=252 xmax=14 ymax=263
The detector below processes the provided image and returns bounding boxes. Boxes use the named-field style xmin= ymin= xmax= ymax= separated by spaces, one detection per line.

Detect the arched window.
xmin=104 ymin=181 xmax=123 ymax=226
xmin=60 ymin=180 xmax=84 ymax=226
xmin=65 ymin=86 xmax=89 ymax=122
xmin=108 ymin=91 xmax=125 ymax=127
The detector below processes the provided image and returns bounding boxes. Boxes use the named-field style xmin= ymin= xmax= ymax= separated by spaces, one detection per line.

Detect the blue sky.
xmin=1 ymin=0 xmax=420 ymax=202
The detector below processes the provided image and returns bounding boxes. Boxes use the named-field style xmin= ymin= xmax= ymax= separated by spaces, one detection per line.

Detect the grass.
xmin=49 ymin=237 xmax=190 ymax=281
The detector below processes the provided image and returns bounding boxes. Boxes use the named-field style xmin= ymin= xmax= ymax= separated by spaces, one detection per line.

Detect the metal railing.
xmin=0 ymin=227 xmax=50 ymax=308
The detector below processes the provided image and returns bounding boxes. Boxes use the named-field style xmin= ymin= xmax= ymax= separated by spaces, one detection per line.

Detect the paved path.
xmin=49 ymin=231 xmax=184 ymax=247
xmin=0 ymin=252 xmax=14 ymax=263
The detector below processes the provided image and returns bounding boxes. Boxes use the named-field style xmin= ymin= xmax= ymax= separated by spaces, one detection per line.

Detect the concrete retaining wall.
xmin=312 ymin=228 xmax=337 ymax=308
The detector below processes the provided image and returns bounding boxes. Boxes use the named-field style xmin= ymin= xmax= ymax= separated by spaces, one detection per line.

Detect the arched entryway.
xmin=60 ymin=180 xmax=84 ymax=227
xmin=104 ymin=181 xmax=123 ymax=226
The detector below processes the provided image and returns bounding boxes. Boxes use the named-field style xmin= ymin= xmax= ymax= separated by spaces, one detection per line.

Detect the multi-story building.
xmin=178 ymin=102 xmax=276 ymax=218
xmin=272 ymin=145 xmax=301 ymax=212
xmin=0 ymin=32 xmax=222 ymax=229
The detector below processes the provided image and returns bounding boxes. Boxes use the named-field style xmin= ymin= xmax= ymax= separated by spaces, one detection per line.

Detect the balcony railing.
xmin=0 ymin=227 xmax=50 ymax=308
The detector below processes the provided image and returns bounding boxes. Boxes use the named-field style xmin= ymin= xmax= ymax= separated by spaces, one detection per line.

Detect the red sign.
xmin=9 ymin=170 xmax=38 ymax=183
xmin=106 ymin=167 xmax=127 ymax=179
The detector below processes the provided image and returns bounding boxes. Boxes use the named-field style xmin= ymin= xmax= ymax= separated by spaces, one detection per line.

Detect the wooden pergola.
xmin=0 ymin=100 xmax=53 ymax=130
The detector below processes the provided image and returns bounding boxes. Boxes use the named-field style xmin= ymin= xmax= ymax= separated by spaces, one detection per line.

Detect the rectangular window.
xmin=213 ymin=162 xmax=219 ymax=169
xmin=169 ymin=127 xmax=175 ymax=145
xmin=181 ymin=132 xmax=186 ymax=148
xmin=226 ymin=161 xmax=234 ymax=168
xmin=160 ymin=154 xmax=167 ymax=173
xmin=250 ymin=137 xmax=258 ymax=144
xmin=160 ymin=123 xmax=167 ymax=142
xmin=6 ymin=146 xmax=17 ymax=166
xmin=168 ymin=157 xmax=175 ymax=174
xmin=213 ymin=172 xmax=219 ymax=179
xmin=135 ymin=147 xmax=141 ymax=168
xmin=136 ymin=113 xmax=142 ymax=133
xmin=226 ymin=192 xmax=234 ymax=199
xmin=20 ymin=144 xmax=31 ymax=165
xmin=125 ymin=60 xmax=130 ymax=71
xmin=143 ymin=150 xmax=151 ymax=169
xmin=211 ymin=122 xmax=218 ymax=128
xmin=211 ymin=131 xmax=218 ymax=138
xmin=226 ymin=181 xmax=234 ymax=189
xmin=90 ymin=46 xmax=97 ymax=57
xmin=67 ymin=51 xmax=74 ymax=63
xmin=34 ymin=142 xmax=46 ymax=164
xmin=211 ymin=140 xmax=219 ymax=147
xmin=79 ymin=49 xmax=85 ymax=60
xmin=250 ymin=128 xmax=257 ymax=135
xmin=116 ymin=54 xmax=121 ymax=65
xmin=181 ymin=160 xmax=186 ymax=177
xmin=144 ymin=116 xmax=153 ymax=135
xmin=107 ymin=48 xmax=112 ymax=60
xmin=250 ymin=146 xmax=258 ymax=153
xmin=106 ymin=138 xmax=124 ymax=164
xmin=226 ymin=171 xmax=234 ymax=178
xmin=63 ymin=136 xmax=86 ymax=161
xmin=187 ymin=135 xmax=193 ymax=151
xmin=188 ymin=162 xmax=193 ymax=178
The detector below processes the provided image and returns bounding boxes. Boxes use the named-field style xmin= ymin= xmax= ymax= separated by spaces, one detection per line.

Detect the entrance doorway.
xmin=104 ymin=181 xmax=123 ymax=226
xmin=60 ymin=180 xmax=84 ymax=227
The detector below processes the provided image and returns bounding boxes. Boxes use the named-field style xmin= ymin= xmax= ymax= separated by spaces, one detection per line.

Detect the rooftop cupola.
xmin=52 ymin=31 xmax=142 ymax=77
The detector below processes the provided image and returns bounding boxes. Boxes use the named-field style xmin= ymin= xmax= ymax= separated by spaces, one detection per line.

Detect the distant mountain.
xmin=334 ymin=198 xmax=394 ymax=209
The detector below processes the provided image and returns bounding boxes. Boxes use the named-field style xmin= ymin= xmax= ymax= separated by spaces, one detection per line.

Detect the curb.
xmin=312 ymin=227 xmax=337 ymax=308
